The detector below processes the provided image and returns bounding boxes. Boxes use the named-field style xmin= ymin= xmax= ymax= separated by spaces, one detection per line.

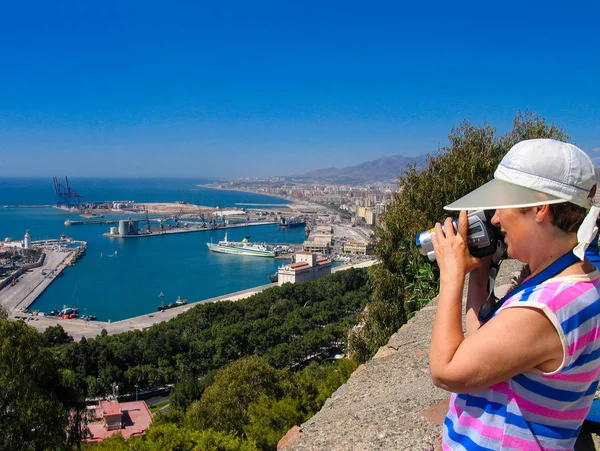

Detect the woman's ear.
xmin=534 ymin=204 xmax=552 ymax=223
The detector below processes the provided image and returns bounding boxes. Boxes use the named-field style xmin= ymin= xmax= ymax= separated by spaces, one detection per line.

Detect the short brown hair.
xmin=549 ymin=202 xmax=587 ymax=234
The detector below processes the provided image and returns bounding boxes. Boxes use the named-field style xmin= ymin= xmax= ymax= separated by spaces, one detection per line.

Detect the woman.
xmin=429 ymin=139 xmax=600 ymax=450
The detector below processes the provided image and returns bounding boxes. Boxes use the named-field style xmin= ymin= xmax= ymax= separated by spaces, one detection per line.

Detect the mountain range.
xmin=291 ymin=154 xmax=429 ymax=184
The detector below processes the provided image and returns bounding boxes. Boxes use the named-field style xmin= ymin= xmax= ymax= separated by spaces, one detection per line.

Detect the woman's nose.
xmin=491 ymin=210 xmax=500 ymax=226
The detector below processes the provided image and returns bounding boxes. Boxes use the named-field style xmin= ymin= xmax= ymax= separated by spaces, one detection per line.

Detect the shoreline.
xmin=9 ymin=259 xmax=377 ymax=341
xmin=199 ymin=184 xmax=297 ymax=206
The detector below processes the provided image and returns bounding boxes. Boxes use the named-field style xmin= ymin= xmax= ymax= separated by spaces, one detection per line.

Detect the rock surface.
xmin=280 ymin=259 xmax=600 ymax=450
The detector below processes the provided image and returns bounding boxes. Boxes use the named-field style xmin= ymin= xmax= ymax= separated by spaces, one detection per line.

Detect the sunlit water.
xmin=0 ymin=178 xmax=306 ymax=321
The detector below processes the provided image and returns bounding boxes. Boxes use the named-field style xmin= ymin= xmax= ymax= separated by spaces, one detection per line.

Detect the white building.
xmin=278 ymin=252 xmax=331 ymax=285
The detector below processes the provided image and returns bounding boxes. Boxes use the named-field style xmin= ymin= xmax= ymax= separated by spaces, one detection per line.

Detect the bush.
xmin=352 ymin=111 xmax=569 ymax=361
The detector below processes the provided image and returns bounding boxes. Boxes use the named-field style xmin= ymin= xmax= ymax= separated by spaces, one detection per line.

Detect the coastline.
xmin=199 ymin=184 xmax=297 ymax=206
xmin=14 ymin=259 xmax=377 ymax=341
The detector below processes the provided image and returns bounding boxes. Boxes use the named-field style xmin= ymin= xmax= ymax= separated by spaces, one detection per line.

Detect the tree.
xmin=356 ymin=111 xmax=570 ymax=361
xmin=186 ymin=357 xmax=284 ymax=436
xmin=42 ymin=324 xmax=74 ymax=347
xmin=0 ymin=320 xmax=86 ymax=450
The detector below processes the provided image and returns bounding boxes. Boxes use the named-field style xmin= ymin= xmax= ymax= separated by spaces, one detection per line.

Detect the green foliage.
xmin=53 ymin=268 xmax=370 ymax=399
xmin=0 ymin=320 xmax=86 ymax=450
xmin=355 ymin=111 xmax=570 ymax=361
xmin=42 ymin=324 xmax=74 ymax=347
xmin=186 ymin=357 xmax=284 ymax=435
xmin=85 ymin=425 xmax=257 ymax=451
xmin=181 ymin=357 xmax=356 ymax=451
xmin=244 ymin=396 xmax=304 ymax=450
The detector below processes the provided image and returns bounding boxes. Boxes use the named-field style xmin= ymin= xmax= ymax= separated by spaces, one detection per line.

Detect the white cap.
xmin=444 ymin=139 xmax=599 ymax=259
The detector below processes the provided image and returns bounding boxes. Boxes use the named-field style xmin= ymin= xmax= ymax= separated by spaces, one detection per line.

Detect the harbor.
xmin=102 ymin=218 xmax=279 ymax=238
xmin=0 ymin=177 xmax=375 ymax=330
xmin=11 ymin=259 xmax=377 ymax=341
xmin=0 ymin=239 xmax=86 ymax=314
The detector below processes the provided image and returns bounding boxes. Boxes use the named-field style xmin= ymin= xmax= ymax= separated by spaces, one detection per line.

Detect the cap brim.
xmin=444 ymin=179 xmax=566 ymax=211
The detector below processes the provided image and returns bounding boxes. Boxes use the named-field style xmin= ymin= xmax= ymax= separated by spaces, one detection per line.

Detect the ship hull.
xmin=206 ymin=242 xmax=275 ymax=257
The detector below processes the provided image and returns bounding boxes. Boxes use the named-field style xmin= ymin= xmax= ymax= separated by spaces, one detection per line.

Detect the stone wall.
xmin=278 ymin=259 xmax=600 ymax=450
xmin=0 ymin=253 xmax=46 ymax=291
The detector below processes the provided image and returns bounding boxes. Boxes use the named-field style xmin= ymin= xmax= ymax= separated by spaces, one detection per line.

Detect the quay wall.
xmin=0 ymin=253 xmax=46 ymax=291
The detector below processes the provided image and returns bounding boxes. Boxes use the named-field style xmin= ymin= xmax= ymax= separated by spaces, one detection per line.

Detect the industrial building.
xmin=277 ymin=252 xmax=331 ymax=285
xmin=302 ymin=236 xmax=331 ymax=253
xmin=107 ymin=219 xmax=141 ymax=237
xmin=342 ymin=239 xmax=373 ymax=255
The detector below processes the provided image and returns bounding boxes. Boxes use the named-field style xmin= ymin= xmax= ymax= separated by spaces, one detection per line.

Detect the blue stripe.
xmin=458 ymin=393 xmax=507 ymax=417
xmin=563 ymin=347 xmax=600 ymax=371
xmin=459 ymin=394 xmax=581 ymax=440
xmin=513 ymin=374 xmax=588 ymax=402
xmin=444 ymin=416 xmax=496 ymax=451
xmin=505 ymin=412 xmax=581 ymax=440
xmin=562 ymin=298 xmax=600 ymax=334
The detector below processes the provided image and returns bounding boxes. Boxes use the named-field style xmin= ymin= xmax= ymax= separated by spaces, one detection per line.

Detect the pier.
xmin=3 ymin=204 xmax=54 ymax=209
xmin=0 ymin=248 xmax=79 ymax=313
xmin=65 ymin=219 xmax=120 ymax=226
xmin=103 ymin=221 xmax=278 ymax=238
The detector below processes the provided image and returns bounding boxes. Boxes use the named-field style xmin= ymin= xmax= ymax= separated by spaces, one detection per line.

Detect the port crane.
xmin=53 ymin=176 xmax=85 ymax=209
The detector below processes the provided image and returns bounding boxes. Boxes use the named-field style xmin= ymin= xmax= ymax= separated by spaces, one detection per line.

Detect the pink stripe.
xmin=512 ymin=391 xmax=588 ymax=421
xmin=568 ymin=327 xmax=600 ymax=355
xmin=536 ymin=283 xmax=561 ymax=307
xmin=449 ymin=402 xmax=504 ymax=441
xmin=546 ymin=284 xmax=595 ymax=313
xmin=488 ymin=381 xmax=511 ymax=396
xmin=442 ymin=441 xmax=452 ymax=451
xmin=547 ymin=366 xmax=600 ymax=382
xmin=502 ymin=433 xmax=563 ymax=451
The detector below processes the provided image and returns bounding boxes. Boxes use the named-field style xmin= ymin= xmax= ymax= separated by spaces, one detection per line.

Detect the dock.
xmin=65 ymin=219 xmax=120 ymax=226
xmin=3 ymin=204 xmax=54 ymax=209
xmin=104 ymin=221 xmax=278 ymax=238
xmin=0 ymin=248 xmax=78 ymax=313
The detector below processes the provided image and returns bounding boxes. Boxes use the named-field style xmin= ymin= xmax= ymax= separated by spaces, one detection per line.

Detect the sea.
xmin=0 ymin=178 xmax=308 ymax=322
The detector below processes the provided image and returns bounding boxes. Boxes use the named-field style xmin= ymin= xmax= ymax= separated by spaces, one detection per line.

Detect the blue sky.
xmin=0 ymin=1 xmax=598 ymax=178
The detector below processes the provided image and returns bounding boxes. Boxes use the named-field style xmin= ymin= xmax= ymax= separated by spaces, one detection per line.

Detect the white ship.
xmin=206 ymin=233 xmax=276 ymax=257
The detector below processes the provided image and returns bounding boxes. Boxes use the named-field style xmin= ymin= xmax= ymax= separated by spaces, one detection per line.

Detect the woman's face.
xmin=490 ymin=208 xmax=537 ymax=261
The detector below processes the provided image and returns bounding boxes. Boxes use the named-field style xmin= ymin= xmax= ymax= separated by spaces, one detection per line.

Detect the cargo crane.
xmin=53 ymin=176 xmax=85 ymax=209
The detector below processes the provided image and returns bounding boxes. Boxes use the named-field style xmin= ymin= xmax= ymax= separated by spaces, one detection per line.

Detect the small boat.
xmin=159 ymin=291 xmax=165 ymax=298
xmin=60 ymin=307 xmax=78 ymax=319
xmin=158 ymin=296 xmax=188 ymax=312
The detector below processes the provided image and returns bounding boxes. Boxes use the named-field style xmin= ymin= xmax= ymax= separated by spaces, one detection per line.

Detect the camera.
xmin=415 ymin=210 xmax=502 ymax=261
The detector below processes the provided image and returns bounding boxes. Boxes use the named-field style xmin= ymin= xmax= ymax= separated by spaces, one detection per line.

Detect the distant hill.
xmin=292 ymin=154 xmax=429 ymax=184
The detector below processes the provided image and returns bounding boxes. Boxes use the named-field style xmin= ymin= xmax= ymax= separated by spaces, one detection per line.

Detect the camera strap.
xmin=478 ymin=249 xmax=580 ymax=324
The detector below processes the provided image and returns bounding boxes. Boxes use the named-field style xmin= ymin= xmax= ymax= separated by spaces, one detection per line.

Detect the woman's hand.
xmin=431 ymin=211 xmax=482 ymax=280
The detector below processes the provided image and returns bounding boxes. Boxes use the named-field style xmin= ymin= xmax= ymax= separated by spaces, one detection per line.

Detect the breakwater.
xmin=65 ymin=219 xmax=120 ymax=226
xmin=4 ymin=204 xmax=53 ymax=208
xmin=104 ymin=221 xmax=278 ymax=238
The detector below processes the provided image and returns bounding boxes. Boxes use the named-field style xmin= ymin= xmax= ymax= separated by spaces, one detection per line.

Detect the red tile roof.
xmin=101 ymin=401 xmax=121 ymax=416
xmin=85 ymin=401 xmax=153 ymax=443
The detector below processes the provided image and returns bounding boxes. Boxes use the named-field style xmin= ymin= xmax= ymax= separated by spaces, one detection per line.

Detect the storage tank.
xmin=118 ymin=220 xmax=128 ymax=236
xmin=110 ymin=227 xmax=118 ymax=235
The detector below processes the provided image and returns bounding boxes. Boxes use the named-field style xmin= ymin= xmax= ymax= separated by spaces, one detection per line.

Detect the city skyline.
xmin=1 ymin=1 xmax=598 ymax=178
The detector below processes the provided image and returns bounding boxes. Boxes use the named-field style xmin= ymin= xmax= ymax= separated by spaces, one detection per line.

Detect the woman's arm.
xmin=465 ymin=260 xmax=491 ymax=336
xmin=428 ymin=211 xmax=562 ymax=393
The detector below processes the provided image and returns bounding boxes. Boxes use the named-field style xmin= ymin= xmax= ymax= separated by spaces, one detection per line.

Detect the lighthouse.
xmin=23 ymin=230 xmax=31 ymax=250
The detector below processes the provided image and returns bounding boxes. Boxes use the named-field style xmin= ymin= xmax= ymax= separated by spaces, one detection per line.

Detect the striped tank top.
xmin=443 ymin=271 xmax=600 ymax=450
